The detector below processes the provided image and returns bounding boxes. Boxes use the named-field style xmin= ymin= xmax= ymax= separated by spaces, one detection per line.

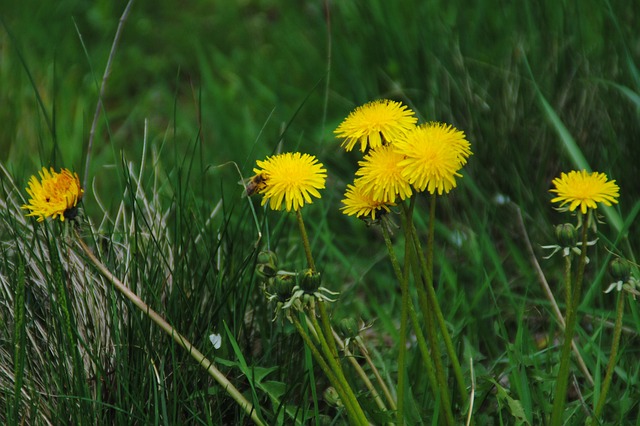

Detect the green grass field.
xmin=1 ymin=1 xmax=639 ymax=424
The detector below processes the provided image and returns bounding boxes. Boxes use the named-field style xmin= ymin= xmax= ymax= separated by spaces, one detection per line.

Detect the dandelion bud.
xmin=273 ymin=272 xmax=295 ymax=301
xmin=256 ymin=251 xmax=278 ymax=279
xmin=337 ymin=318 xmax=360 ymax=339
xmin=555 ymin=223 xmax=576 ymax=247
xmin=257 ymin=250 xmax=278 ymax=267
xmin=609 ymin=258 xmax=631 ymax=283
xmin=298 ymin=269 xmax=321 ymax=293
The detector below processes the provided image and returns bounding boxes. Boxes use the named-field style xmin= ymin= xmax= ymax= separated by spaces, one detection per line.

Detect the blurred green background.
xmin=2 ymin=1 xmax=638 ymax=209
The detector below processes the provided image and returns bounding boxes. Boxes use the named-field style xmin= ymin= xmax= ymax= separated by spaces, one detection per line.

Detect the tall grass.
xmin=1 ymin=0 xmax=639 ymax=424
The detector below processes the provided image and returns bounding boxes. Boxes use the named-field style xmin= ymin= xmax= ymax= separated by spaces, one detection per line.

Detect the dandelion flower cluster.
xmin=334 ymin=99 xmax=417 ymax=152
xmin=22 ymin=167 xmax=84 ymax=222
xmin=550 ymin=170 xmax=620 ymax=214
xmin=253 ymin=152 xmax=327 ymax=212
xmin=335 ymin=100 xmax=472 ymax=220
xmin=394 ymin=122 xmax=472 ymax=195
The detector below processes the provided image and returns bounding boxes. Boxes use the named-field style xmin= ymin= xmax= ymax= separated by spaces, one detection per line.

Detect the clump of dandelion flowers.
xmin=334 ymin=99 xmax=417 ymax=152
xmin=22 ymin=167 xmax=84 ymax=222
xmin=550 ymin=170 xmax=620 ymax=214
xmin=341 ymin=179 xmax=394 ymax=221
xmin=355 ymin=145 xmax=413 ymax=203
xmin=253 ymin=152 xmax=327 ymax=212
xmin=394 ymin=122 xmax=472 ymax=195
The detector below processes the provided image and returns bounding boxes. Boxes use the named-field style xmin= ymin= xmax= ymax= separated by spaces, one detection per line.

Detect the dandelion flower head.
xmin=341 ymin=179 xmax=394 ymax=221
xmin=550 ymin=170 xmax=619 ymax=214
xmin=355 ymin=145 xmax=413 ymax=203
xmin=22 ymin=167 xmax=84 ymax=222
xmin=394 ymin=122 xmax=472 ymax=195
xmin=334 ymin=99 xmax=417 ymax=152
xmin=253 ymin=152 xmax=327 ymax=212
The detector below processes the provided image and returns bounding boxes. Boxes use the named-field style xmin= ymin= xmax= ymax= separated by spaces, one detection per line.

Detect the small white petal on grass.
xmin=209 ymin=333 xmax=222 ymax=349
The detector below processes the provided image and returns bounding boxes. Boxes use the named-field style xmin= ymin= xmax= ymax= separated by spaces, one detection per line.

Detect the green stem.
xmin=307 ymin=308 xmax=366 ymax=422
xmin=381 ymin=214 xmax=411 ymax=425
xmin=296 ymin=210 xmax=340 ymax=360
xmin=294 ymin=208 xmax=367 ymax=423
xmin=564 ymin=255 xmax=572 ymax=319
xmin=382 ymin=212 xmax=442 ymax=425
xmin=331 ymin=328 xmax=390 ymax=413
xmin=404 ymin=198 xmax=468 ymax=407
xmin=404 ymin=209 xmax=454 ymax=426
xmin=407 ymin=298 xmax=443 ymax=422
xmin=592 ymin=291 xmax=625 ymax=420
xmin=550 ymin=219 xmax=590 ymax=426
xmin=354 ymin=337 xmax=397 ymax=411
xmin=75 ymin=231 xmax=266 ymax=426
xmin=296 ymin=209 xmax=316 ymax=271
xmin=294 ymin=315 xmax=367 ymax=426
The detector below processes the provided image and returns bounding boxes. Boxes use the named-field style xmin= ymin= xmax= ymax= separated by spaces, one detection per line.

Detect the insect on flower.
xmin=241 ymin=172 xmax=268 ymax=197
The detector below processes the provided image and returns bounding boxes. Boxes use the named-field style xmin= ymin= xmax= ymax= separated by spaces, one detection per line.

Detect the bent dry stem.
xmin=74 ymin=229 xmax=266 ymax=426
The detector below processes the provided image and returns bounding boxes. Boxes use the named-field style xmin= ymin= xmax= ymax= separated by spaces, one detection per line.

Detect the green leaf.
xmin=489 ymin=379 xmax=531 ymax=426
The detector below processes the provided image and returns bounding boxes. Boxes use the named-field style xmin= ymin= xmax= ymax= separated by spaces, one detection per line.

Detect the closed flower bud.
xmin=256 ymin=250 xmax=278 ymax=279
xmin=298 ymin=269 xmax=321 ymax=293
xmin=273 ymin=272 xmax=295 ymax=301
xmin=555 ymin=223 xmax=577 ymax=247
xmin=257 ymin=250 xmax=278 ymax=267
xmin=609 ymin=258 xmax=631 ymax=283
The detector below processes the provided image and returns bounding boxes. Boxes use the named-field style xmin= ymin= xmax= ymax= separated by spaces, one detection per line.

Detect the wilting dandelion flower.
xmin=334 ymin=99 xmax=417 ymax=152
xmin=550 ymin=170 xmax=619 ymax=214
xmin=253 ymin=152 xmax=327 ymax=212
xmin=341 ymin=179 xmax=394 ymax=221
xmin=22 ymin=167 xmax=84 ymax=222
xmin=394 ymin=122 xmax=472 ymax=195
xmin=355 ymin=145 xmax=413 ymax=203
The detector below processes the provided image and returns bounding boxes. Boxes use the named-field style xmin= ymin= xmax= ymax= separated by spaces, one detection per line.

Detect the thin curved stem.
xmin=83 ymin=0 xmax=134 ymax=190
xmin=330 ymin=329 xmax=389 ymax=413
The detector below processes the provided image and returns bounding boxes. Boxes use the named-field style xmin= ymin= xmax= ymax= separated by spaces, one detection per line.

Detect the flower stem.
xmin=592 ymin=291 xmax=625 ymax=421
xmin=74 ymin=230 xmax=266 ymax=426
xmin=402 ymin=203 xmax=455 ymax=426
xmin=331 ymin=329 xmax=389 ymax=413
xmin=295 ymin=314 xmax=368 ymax=425
xmin=354 ymin=336 xmax=397 ymax=411
xmin=294 ymin=210 xmax=367 ymax=423
xmin=550 ymin=219 xmax=590 ymax=425
xmin=404 ymin=197 xmax=468 ymax=408
xmin=296 ymin=210 xmax=340 ymax=359
xmin=381 ymin=212 xmax=411 ymax=425
xmin=296 ymin=209 xmax=316 ymax=271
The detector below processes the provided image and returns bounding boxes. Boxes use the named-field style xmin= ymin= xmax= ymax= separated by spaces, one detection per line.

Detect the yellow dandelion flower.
xmin=341 ymin=179 xmax=394 ymax=221
xmin=394 ymin=122 xmax=472 ymax=195
xmin=334 ymin=99 xmax=418 ymax=152
xmin=253 ymin=152 xmax=327 ymax=212
xmin=355 ymin=145 xmax=413 ymax=203
xmin=550 ymin=170 xmax=620 ymax=214
xmin=22 ymin=167 xmax=84 ymax=222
